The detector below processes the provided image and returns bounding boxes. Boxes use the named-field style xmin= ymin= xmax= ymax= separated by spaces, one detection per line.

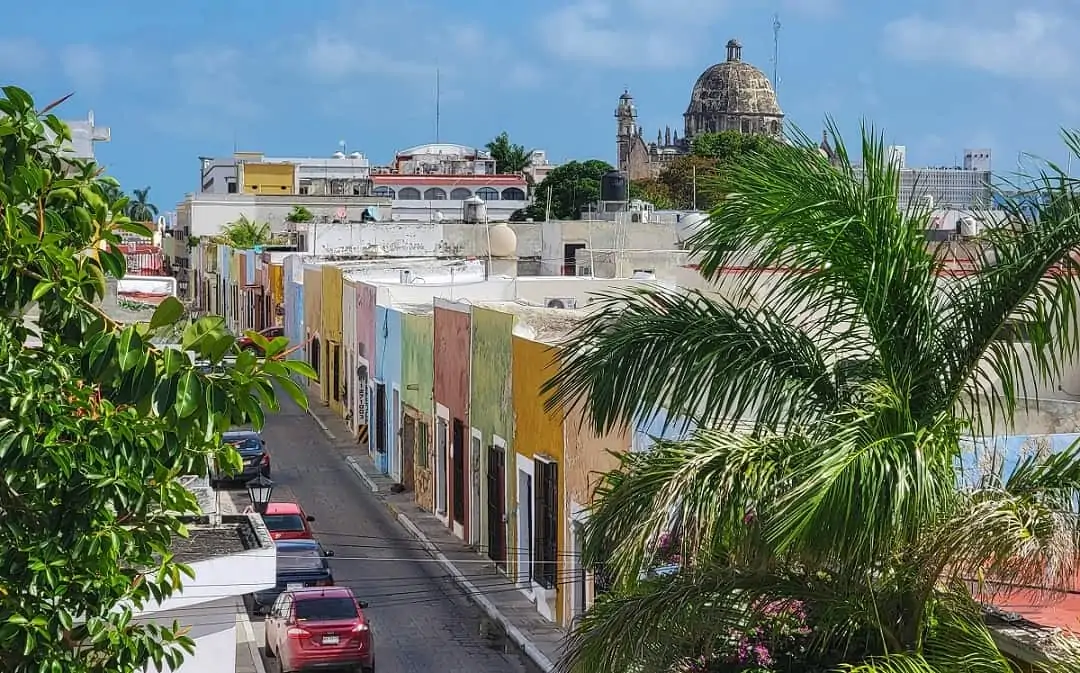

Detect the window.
xmin=374 ymin=186 xmax=395 ymax=198
xmin=331 ymin=344 xmax=342 ymax=402
xmin=262 ymin=514 xmax=306 ymax=533
xmin=399 ymin=187 xmax=421 ymax=200
xmin=295 ymin=597 xmax=357 ymax=621
xmin=417 ymin=421 xmax=430 ymax=468
xmin=476 ymin=187 xmax=499 ymax=201
xmin=310 ymin=337 xmax=321 ymax=380
xmin=533 ymin=458 xmax=558 ymax=589
xmin=450 ymin=187 xmax=472 ymax=200
xmin=423 ymin=187 xmax=447 ymax=200
xmin=501 ymin=187 xmax=526 ymax=200
xmin=375 ymin=383 xmax=387 ymax=453
xmin=227 ymin=181 xmax=238 ymax=194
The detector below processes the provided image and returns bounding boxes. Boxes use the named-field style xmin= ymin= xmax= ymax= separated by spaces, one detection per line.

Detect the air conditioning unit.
xmin=545 ymin=297 xmax=577 ymax=309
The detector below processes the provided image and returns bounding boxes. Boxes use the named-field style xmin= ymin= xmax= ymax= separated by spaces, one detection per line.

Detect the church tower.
xmin=615 ymin=90 xmax=637 ymax=175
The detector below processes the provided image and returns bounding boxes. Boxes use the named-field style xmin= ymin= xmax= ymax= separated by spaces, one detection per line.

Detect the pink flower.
xmin=743 ymin=510 xmax=756 ymax=525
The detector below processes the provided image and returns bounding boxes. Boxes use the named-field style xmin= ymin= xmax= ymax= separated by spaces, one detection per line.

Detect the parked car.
xmin=211 ymin=430 xmax=270 ymax=487
xmin=261 ymin=501 xmax=316 ymax=541
xmin=264 ymin=586 xmax=374 ymax=673
xmin=237 ymin=326 xmax=284 ymax=354
xmin=251 ymin=539 xmax=335 ymax=614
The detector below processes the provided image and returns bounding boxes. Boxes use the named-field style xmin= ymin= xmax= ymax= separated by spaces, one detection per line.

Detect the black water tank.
xmin=600 ymin=171 xmax=628 ymax=202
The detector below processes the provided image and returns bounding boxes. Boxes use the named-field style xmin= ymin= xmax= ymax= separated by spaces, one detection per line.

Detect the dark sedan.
xmin=211 ymin=430 xmax=270 ymax=487
xmin=251 ymin=539 xmax=335 ymax=614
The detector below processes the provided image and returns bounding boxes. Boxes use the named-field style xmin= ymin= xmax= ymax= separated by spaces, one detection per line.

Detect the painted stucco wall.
xmin=139 ymin=599 xmax=238 ymax=673
xmin=320 ymin=265 xmax=344 ymax=413
xmin=342 ymin=280 xmax=358 ymax=437
xmin=284 ymin=281 xmax=305 ymax=377
xmin=561 ymin=404 xmax=631 ymax=626
xmin=355 ymin=281 xmax=377 ymax=457
xmin=511 ymin=335 xmax=565 ymax=622
xmin=375 ymin=306 xmax=404 ymax=480
xmin=469 ymin=307 xmax=515 ymax=554
xmin=402 ymin=311 xmax=435 ymax=510
xmin=434 ymin=300 xmax=472 ymax=536
xmin=302 ymin=265 xmax=323 ymax=398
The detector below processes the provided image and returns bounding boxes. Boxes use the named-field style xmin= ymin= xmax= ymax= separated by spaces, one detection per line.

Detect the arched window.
xmin=423 ymin=187 xmax=447 ymax=200
xmin=373 ymin=186 xmax=395 ymax=198
xmin=398 ymin=187 xmax=421 ymax=200
xmin=476 ymin=187 xmax=499 ymax=201
xmin=501 ymin=187 xmax=526 ymax=201
xmin=450 ymin=187 xmax=472 ymax=200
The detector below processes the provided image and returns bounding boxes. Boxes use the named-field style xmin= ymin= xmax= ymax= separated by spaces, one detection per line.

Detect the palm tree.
xmin=213 ymin=214 xmax=272 ymax=249
xmin=544 ymin=124 xmax=1080 ymax=672
xmin=485 ymin=131 xmax=533 ymax=174
xmin=126 ymin=186 xmax=158 ymax=222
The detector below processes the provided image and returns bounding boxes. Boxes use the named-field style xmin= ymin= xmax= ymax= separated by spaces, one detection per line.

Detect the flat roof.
xmin=169 ymin=525 xmax=247 ymax=563
xmin=477 ymin=301 xmax=590 ymax=343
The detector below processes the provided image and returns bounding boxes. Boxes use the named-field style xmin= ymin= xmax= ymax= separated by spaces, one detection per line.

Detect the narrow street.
xmin=239 ymin=392 xmax=529 ymax=673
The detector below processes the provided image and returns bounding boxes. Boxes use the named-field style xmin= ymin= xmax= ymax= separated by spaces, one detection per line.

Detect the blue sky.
xmin=3 ymin=0 xmax=1078 ymax=210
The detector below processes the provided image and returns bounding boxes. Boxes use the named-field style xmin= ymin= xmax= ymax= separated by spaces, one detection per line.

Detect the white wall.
xmin=139 ymin=599 xmax=237 ymax=673
xmin=390 ymin=200 xmax=527 ymax=223
xmin=370 ymin=276 xmax=673 ymax=307
xmin=137 ymin=546 xmax=274 ymax=617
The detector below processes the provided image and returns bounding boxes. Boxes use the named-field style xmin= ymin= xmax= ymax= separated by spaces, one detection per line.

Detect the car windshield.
xmin=279 ymin=549 xmax=324 ymax=570
xmin=295 ymin=597 xmax=357 ymax=621
xmin=263 ymin=514 xmax=306 ymax=532
xmin=226 ymin=437 xmax=262 ymax=453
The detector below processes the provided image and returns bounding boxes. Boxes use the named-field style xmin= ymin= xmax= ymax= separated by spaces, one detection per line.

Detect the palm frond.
xmin=921 ymin=590 xmax=1014 ymax=673
xmin=544 ymin=288 xmax=840 ymax=434
xmin=556 ymin=570 xmax=751 ymax=673
xmin=935 ymin=441 xmax=1080 ymax=593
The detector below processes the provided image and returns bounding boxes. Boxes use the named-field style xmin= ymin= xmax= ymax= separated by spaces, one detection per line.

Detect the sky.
xmin=3 ymin=0 xmax=1079 ymax=210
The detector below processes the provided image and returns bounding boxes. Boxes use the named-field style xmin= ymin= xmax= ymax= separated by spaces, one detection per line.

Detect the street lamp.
xmin=245 ymin=475 xmax=274 ymax=514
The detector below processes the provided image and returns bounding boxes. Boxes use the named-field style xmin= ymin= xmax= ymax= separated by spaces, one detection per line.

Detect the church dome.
xmin=685 ymin=39 xmax=782 ymax=120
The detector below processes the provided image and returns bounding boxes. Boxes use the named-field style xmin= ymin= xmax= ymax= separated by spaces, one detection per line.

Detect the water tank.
xmin=332 ymin=151 xmax=345 ymax=159
xmin=349 ymin=151 xmax=362 ymax=159
xmin=959 ymin=216 xmax=978 ymax=237
xmin=600 ymin=171 xmax=628 ymax=202
xmin=462 ymin=195 xmax=488 ymax=224
xmin=487 ymin=223 xmax=517 ymax=257
xmin=675 ymin=212 xmax=708 ymax=244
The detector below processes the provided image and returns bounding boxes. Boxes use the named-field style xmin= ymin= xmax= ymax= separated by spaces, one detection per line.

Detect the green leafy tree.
xmin=286 ymin=205 xmax=313 ymax=223
xmin=0 ymin=86 xmax=314 ymax=672
xmin=213 ymin=215 xmax=272 ymax=249
xmin=657 ymin=155 xmax=719 ymax=209
xmin=126 ymin=186 xmax=158 ymax=223
xmin=524 ymin=159 xmax=613 ymax=220
xmin=485 ymin=131 xmax=533 ymax=175
xmin=629 ymin=178 xmax=675 ymax=209
xmin=545 ymin=124 xmax=1080 ymax=672
xmin=691 ymin=129 xmax=775 ymax=161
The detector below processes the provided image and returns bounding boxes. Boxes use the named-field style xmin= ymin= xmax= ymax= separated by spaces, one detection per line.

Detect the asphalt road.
xmin=236 ymin=393 xmax=528 ymax=673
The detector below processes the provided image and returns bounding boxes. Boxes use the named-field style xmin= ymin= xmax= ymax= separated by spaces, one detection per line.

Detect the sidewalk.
xmin=304 ymin=400 xmax=566 ymax=673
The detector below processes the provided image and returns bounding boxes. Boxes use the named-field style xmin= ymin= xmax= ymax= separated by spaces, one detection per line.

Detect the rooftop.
xmin=169 ymin=525 xmax=247 ymax=563
xmin=477 ymin=300 xmax=592 ymax=343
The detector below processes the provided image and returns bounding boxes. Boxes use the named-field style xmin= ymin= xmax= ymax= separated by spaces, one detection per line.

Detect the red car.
xmin=237 ymin=326 xmax=285 ymax=354
xmin=262 ymin=502 xmax=316 ymax=541
xmin=264 ymin=586 xmax=374 ymax=673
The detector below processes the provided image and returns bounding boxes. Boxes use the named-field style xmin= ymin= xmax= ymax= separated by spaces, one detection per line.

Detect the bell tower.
xmin=615 ymin=89 xmax=637 ymax=174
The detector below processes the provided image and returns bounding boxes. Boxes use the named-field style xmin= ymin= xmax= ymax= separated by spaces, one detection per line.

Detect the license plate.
xmin=286 ymin=583 xmax=302 ymax=591
xmin=322 ymin=634 xmax=339 ymax=645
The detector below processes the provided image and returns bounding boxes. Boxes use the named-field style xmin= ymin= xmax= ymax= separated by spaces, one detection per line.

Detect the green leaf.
xmin=31 ymin=281 xmax=55 ymax=302
xmin=281 ymin=359 xmax=318 ymax=379
xmin=119 ymin=221 xmax=154 ymax=238
xmin=175 ymin=371 xmax=201 ymax=418
xmin=149 ymin=297 xmax=185 ymax=329
xmin=117 ymin=328 xmax=144 ymax=372
xmin=276 ymin=375 xmax=309 ymax=410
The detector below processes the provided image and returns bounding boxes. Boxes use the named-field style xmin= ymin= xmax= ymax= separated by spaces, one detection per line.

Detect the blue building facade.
xmin=372 ymin=305 xmax=403 ymax=479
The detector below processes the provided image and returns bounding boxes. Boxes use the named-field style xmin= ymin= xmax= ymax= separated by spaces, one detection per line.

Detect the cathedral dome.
xmin=683 ymin=39 xmax=783 ymax=138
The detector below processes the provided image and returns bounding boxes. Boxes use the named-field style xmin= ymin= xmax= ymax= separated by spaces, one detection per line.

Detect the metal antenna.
xmin=772 ymin=13 xmax=781 ymax=93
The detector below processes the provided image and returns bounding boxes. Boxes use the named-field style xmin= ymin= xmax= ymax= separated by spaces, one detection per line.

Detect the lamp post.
xmin=245 ymin=475 xmax=274 ymax=514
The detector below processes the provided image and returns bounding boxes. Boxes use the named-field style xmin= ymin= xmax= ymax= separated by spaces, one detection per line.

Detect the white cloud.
xmin=0 ymin=37 xmax=46 ymax=72
xmin=61 ymin=44 xmax=105 ymax=91
xmin=882 ymin=10 xmax=1074 ymax=79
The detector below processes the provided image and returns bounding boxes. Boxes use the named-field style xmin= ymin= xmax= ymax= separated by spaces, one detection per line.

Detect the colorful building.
xmin=468 ymin=307 xmax=515 ymax=572
xmin=433 ymin=299 xmax=472 ymax=540
xmin=373 ymin=304 xmax=403 ymax=481
xmin=401 ymin=309 xmax=435 ymax=509
xmin=302 ymin=264 xmax=323 ymax=398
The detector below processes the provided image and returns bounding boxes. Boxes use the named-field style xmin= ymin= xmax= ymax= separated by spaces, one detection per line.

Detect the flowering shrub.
xmin=676 ymin=599 xmax=813 ymax=673
xmin=654 ymin=532 xmax=683 ymax=566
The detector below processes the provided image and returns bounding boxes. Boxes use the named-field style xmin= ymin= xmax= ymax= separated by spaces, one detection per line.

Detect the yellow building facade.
xmin=319 ymin=265 xmax=344 ymax=414
xmin=241 ymin=161 xmax=295 ymax=194
xmin=302 ymin=265 xmax=323 ymax=399
xmin=511 ymin=335 xmax=565 ymax=624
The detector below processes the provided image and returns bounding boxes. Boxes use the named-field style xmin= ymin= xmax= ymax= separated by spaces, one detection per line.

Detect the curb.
xmin=343 ymin=455 xmax=555 ymax=673
xmin=304 ymin=404 xmax=336 ymax=441
xmin=235 ymin=597 xmax=267 ymax=673
xmin=344 ymin=456 xmax=380 ymax=493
